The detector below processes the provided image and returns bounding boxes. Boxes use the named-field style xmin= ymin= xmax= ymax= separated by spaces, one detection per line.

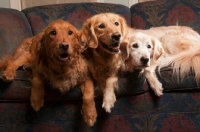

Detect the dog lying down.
xmin=0 ymin=20 xmax=97 ymax=126
xmin=30 ymin=20 xmax=97 ymax=126
xmin=0 ymin=36 xmax=38 ymax=81
xmin=81 ymin=13 xmax=130 ymax=113
xmin=124 ymin=25 xmax=200 ymax=96
xmin=122 ymin=31 xmax=164 ymax=96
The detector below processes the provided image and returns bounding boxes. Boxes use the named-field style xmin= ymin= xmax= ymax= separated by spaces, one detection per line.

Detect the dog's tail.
xmin=158 ymin=48 xmax=200 ymax=85
xmin=0 ymin=55 xmax=13 ymax=71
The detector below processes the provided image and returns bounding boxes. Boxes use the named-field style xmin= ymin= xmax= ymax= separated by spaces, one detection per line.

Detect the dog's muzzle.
xmin=140 ymin=57 xmax=149 ymax=66
xmin=101 ymin=32 xmax=121 ymax=53
xmin=56 ymin=42 xmax=70 ymax=62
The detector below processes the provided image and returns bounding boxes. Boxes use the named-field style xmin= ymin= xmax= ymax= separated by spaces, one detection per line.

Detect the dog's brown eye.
xmin=115 ymin=22 xmax=119 ymax=26
xmin=99 ymin=24 xmax=105 ymax=28
xmin=147 ymin=45 xmax=151 ymax=48
xmin=68 ymin=30 xmax=73 ymax=35
xmin=132 ymin=43 xmax=138 ymax=48
xmin=50 ymin=30 xmax=56 ymax=36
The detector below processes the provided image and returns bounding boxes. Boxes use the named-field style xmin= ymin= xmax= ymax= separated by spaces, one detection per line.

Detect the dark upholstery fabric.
xmin=0 ymin=0 xmax=200 ymax=131
xmin=130 ymin=0 xmax=200 ymax=32
xmin=0 ymin=8 xmax=32 ymax=58
xmin=22 ymin=3 xmax=131 ymax=35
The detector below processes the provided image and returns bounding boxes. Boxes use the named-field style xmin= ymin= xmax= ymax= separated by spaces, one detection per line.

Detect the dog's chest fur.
xmin=87 ymin=49 xmax=123 ymax=81
xmin=42 ymin=56 xmax=88 ymax=93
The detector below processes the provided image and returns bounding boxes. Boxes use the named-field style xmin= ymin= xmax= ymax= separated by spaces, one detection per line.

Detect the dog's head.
xmin=81 ymin=13 xmax=129 ymax=54
xmin=122 ymin=31 xmax=164 ymax=69
xmin=34 ymin=20 xmax=81 ymax=64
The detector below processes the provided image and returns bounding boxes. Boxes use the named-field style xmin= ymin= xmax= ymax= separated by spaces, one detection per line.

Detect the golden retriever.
xmin=0 ymin=36 xmax=38 ymax=81
xmin=122 ymin=31 xmax=164 ymax=96
xmin=0 ymin=19 xmax=97 ymax=126
xmin=81 ymin=13 xmax=130 ymax=113
xmin=124 ymin=26 xmax=200 ymax=95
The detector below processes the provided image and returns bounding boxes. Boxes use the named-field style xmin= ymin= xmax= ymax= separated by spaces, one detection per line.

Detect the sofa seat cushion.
xmin=1 ymin=66 xmax=199 ymax=102
xmin=157 ymin=67 xmax=199 ymax=91
xmin=0 ymin=69 xmax=147 ymax=102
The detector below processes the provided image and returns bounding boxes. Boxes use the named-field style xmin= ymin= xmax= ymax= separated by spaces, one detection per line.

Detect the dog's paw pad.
xmin=84 ymin=116 xmax=97 ymax=127
xmin=31 ymin=99 xmax=44 ymax=111
xmin=3 ymin=71 xmax=16 ymax=82
xmin=102 ymin=96 xmax=116 ymax=113
xmin=154 ymin=87 xmax=163 ymax=97
xmin=82 ymin=104 xmax=97 ymax=126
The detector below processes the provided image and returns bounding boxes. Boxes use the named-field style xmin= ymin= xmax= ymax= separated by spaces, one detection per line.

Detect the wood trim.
xmin=9 ymin=0 xmax=21 ymax=10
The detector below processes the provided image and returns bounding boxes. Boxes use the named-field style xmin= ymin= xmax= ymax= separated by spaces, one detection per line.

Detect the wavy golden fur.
xmin=0 ymin=19 xmax=97 ymax=126
xmin=0 ymin=36 xmax=38 ymax=81
xmin=81 ymin=13 xmax=130 ymax=113
xmin=125 ymin=26 xmax=200 ymax=96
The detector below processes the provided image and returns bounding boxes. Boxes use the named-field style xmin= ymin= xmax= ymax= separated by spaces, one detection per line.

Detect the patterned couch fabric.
xmin=0 ymin=2 xmax=145 ymax=102
xmin=130 ymin=0 xmax=200 ymax=33
xmin=1 ymin=89 xmax=200 ymax=131
xmin=131 ymin=0 xmax=200 ymax=92
xmin=0 ymin=8 xmax=33 ymax=58
xmin=22 ymin=3 xmax=131 ymax=35
xmin=1 ymin=1 xmax=200 ymax=132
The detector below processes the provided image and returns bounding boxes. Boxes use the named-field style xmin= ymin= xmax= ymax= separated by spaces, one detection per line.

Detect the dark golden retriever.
xmin=29 ymin=20 xmax=97 ymax=126
xmin=0 ymin=37 xmax=37 ymax=81
xmin=0 ymin=20 xmax=97 ymax=126
xmin=81 ymin=13 xmax=130 ymax=113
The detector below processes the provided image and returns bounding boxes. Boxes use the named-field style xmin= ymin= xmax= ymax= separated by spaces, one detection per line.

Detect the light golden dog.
xmin=122 ymin=31 xmax=164 ymax=96
xmin=81 ymin=13 xmax=130 ymax=113
xmin=124 ymin=26 xmax=200 ymax=96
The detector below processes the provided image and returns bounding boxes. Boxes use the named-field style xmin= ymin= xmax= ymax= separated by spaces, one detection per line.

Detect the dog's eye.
xmin=99 ymin=24 xmax=105 ymax=28
xmin=68 ymin=30 xmax=73 ymax=35
xmin=147 ymin=45 xmax=151 ymax=48
xmin=132 ymin=43 xmax=138 ymax=48
xmin=115 ymin=22 xmax=119 ymax=26
xmin=50 ymin=30 xmax=56 ymax=36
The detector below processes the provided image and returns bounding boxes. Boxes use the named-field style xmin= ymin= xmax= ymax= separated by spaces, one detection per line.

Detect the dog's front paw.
xmin=82 ymin=101 xmax=97 ymax=126
xmin=102 ymin=95 xmax=116 ymax=113
xmin=3 ymin=69 xmax=16 ymax=82
xmin=154 ymin=87 xmax=163 ymax=97
xmin=30 ymin=96 xmax=44 ymax=111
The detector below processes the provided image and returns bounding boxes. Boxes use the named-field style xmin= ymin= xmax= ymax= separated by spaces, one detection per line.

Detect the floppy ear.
xmin=30 ymin=31 xmax=44 ymax=55
xmin=30 ymin=31 xmax=46 ymax=65
xmin=81 ymin=19 xmax=98 ymax=49
xmin=120 ymin=42 xmax=129 ymax=61
xmin=151 ymin=37 xmax=164 ymax=62
xmin=119 ymin=15 xmax=130 ymax=43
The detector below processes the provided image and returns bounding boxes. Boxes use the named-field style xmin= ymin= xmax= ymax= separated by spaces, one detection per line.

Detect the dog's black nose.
xmin=59 ymin=42 xmax=69 ymax=50
xmin=112 ymin=32 xmax=121 ymax=41
xmin=140 ymin=57 xmax=149 ymax=65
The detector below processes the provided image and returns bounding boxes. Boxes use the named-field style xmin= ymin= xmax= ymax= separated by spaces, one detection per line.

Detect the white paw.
xmin=102 ymin=95 xmax=116 ymax=113
xmin=153 ymin=87 xmax=163 ymax=97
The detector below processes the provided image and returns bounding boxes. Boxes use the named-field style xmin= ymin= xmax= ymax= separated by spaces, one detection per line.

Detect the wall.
xmin=0 ymin=0 xmax=10 ymax=8
xmin=104 ymin=0 xmax=129 ymax=7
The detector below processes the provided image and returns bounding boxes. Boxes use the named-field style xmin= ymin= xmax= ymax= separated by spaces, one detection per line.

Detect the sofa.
xmin=0 ymin=0 xmax=200 ymax=131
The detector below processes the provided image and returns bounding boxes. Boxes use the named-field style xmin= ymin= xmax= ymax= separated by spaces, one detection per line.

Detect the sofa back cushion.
xmin=0 ymin=8 xmax=33 ymax=58
xmin=22 ymin=3 xmax=131 ymax=35
xmin=130 ymin=0 xmax=200 ymax=33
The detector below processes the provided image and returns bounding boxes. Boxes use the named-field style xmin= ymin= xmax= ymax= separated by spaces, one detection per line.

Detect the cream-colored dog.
xmin=122 ymin=31 xmax=164 ymax=96
xmin=124 ymin=25 xmax=200 ymax=96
